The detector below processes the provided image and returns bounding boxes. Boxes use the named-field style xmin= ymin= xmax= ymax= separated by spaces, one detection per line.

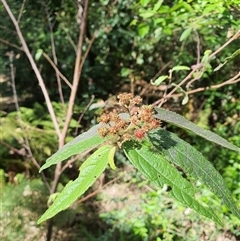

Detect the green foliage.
xmin=123 ymin=140 xmax=223 ymax=226
xmin=1 ymin=0 xmax=240 ymax=239
xmin=154 ymin=108 xmax=240 ymax=152
xmin=38 ymin=145 xmax=112 ymax=223
xmin=40 ymin=123 xmax=106 ymax=171
xmin=1 ymin=175 xmax=47 ymax=240
xmin=38 ymin=107 xmax=240 ymax=225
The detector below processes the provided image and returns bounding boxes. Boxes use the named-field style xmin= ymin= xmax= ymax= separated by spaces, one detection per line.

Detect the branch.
xmin=0 ymin=37 xmax=23 ymax=51
xmin=17 ymin=0 xmax=26 ymax=23
xmin=154 ymin=29 xmax=240 ymax=107
xmin=1 ymin=0 xmax=61 ymax=138
xmin=43 ymin=1 xmax=65 ymax=107
xmin=50 ymin=0 xmax=90 ymax=196
xmin=171 ymin=72 xmax=240 ymax=98
xmin=43 ymin=52 xmax=72 ymax=89
xmin=60 ymin=0 xmax=90 ymax=146
xmin=74 ymin=94 xmax=95 ymax=136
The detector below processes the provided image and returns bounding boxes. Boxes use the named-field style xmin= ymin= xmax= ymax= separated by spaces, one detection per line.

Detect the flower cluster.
xmin=98 ymin=93 xmax=160 ymax=145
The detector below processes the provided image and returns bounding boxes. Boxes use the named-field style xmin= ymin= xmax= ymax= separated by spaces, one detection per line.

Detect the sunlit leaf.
xmin=139 ymin=11 xmax=155 ymax=18
xmin=37 ymin=145 xmax=112 ymax=223
xmin=140 ymin=0 xmax=151 ymax=7
xmin=171 ymin=65 xmax=191 ymax=71
xmin=39 ymin=124 xmax=106 ymax=172
xmin=179 ymin=27 xmax=193 ymax=42
xmin=181 ymin=92 xmax=189 ymax=105
xmin=35 ymin=49 xmax=43 ymax=61
xmin=154 ymin=108 xmax=240 ymax=152
xmin=138 ymin=24 xmax=150 ymax=37
xmin=151 ymin=75 xmax=168 ymax=86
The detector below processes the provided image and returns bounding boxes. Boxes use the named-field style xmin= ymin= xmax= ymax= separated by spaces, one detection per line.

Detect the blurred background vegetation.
xmin=0 ymin=0 xmax=239 ymax=240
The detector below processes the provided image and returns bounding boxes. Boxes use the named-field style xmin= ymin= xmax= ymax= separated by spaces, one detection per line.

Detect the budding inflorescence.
xmin=98 ymin=93 xmax=161 ymax=145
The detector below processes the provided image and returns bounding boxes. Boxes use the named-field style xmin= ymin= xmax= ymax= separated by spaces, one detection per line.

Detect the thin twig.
xmin=154 ymin=30 xmax=240 ymax=107
xmin=17 ymin=0 xmax=26 ymax=23
xmin=43 ymin=52 xmax=72 ymax=89
xmin=74 ymin=94 xmax=95 ymax=135
xmin=51 ymin=0 xmax=90 ymax=196
xmin=209 ymin=30 xmax=240 ymax=60
xmin=170 ymin=72 xmax=240 ymax=98
xmin=79 ymin=33 xmax=96 ymax=71
xmin=43 ymin=1 xmax=65 ymax=107
xmin=0 ymin=37 xmax=22 ymax=51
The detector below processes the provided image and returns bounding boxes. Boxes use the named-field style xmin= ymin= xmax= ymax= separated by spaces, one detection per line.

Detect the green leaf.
xmin=123 ymin=141 xmax=223 ymax=226
xmin=171 ymin=65 xmax=190 ymax=71
xmin=120 ymin=67 xmax=133 ymax=77
xmin=35 ymin=49 xmax=43 ymax=61
xmin=181 ymin=92 xmax=189 ymax=105
xmin=37 ymin=145 xmax=112 ymax=224
xmin=148 ymin=128 xmax=240 ymax=220
xmin=201 ymin=50 xmax=212 ymax=65
xmin=154 ymin=108 xmax=240 ymax=152
xmin=140 ymin=0 xmax=151 ymax=7
xmin=179 ymin=27 xmax=193 ymax=42
xmin=139 ymin=11 xmax=155 ymax=18
xmin=138 ymin=24 xmax=150 ymax=37
xmin=151 ymin=75 xmax=168 ymax=86
xmin=153 ymin=0 xmax=163 ymax=12
xmin=39 ymin=124 xmax=106 ymax=172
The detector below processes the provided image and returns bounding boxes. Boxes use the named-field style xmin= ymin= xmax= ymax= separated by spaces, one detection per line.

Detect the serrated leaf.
xmin=123 ymin=141 xmax=223 ymax=226
xmin=39 ymin=124 xmax=106 ymax=172
xmin=179 ymin=27 xmax=192 ymax=42
xmin=37 ymin=145 xmax=111 ymax=224
xmin=148 ymin=128 xmax=240 ymax=220
xmin=172 ymin=65 xmax=190 ymax=71
xmin=151 ymin=75 xmax=168 ymax=86
xmin=154 ymin=108 xmax=240 ymax=152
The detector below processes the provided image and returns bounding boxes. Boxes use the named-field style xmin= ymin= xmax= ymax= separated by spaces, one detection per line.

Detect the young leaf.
xmin=108 ymin=146 xmax=117 ymax=170
xmin=148 ymin=128 xmax=240 ymax=220
xmin=39 ymin=124 xmax=106 ymax=172
xmin=138 ymin=24 xmax=150 ymax=37
xmin=151 ymin=75 xmax=168 ymax=86
xmin=179 ymin=27 xmax=192 ymax=42
xmin=140 ymin=0 xmax=151 ymax=7
xmin=139 ymin=11 xmax=155 ymax=18
xmin=123 ymin=140 xmax=223 ymax=226
xmin=154 ymin=108 xmax=240 ymax=152
xmin=35 ymin=49 xmax=43 ymax=61
xmin=171 ymin=65 xmax=190 ymax=71
xmin=153 ymin=0 xmax=163 ymax=12
xmin=37 ymin=145 xmax=112 ymax=224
